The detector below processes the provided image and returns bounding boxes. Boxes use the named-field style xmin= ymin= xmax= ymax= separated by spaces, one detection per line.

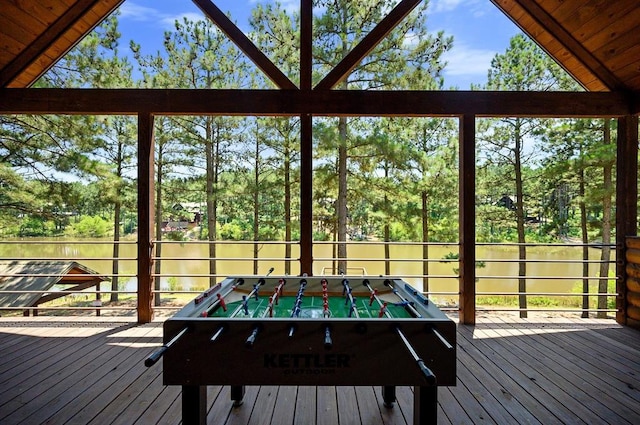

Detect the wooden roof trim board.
xmin=1 ymin=0 xmax=124 ymax=88
xmin=192 ymin=0 xmax=297 ymax=90
xmin=314 ymin=0 xmax=422 ymax=90
xmin=490 ymin=0 xmax=620 ymax=92
xmin=0 ymin=88 xmax=631 ymax=118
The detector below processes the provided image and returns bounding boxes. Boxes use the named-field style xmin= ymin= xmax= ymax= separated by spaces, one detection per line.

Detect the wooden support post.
xmin=300 ymin=113 xmax=313 ymax=275
xmin=459 ymin=114 xmax=476 ymax=325
xmin=138 ymin=112 xmax=155 ymax=324
xmin=299 ymin=0 xmax=313 ymax=276
xmin=616 ymin=114 xmax=638 ymax=326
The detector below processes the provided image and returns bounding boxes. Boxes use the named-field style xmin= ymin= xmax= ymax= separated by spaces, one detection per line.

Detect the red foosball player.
xmin=216 ymin=293 xmax=227 ymax=312
xmin=378 ymin=302 xmax=388 ymax=318
xmin=369 ymin=289 xmax=377 ymax=306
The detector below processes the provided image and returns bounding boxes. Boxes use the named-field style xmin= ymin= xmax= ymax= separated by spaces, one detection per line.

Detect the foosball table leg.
xmin=231 ymin=385 xmax=245 ymax=407
xmin=382 ymin=386 xmax=396 ymax=407
xmin=413 ymin=385 xmax=437 ymax=425
xmin=182 ymin=385 xmax=207 ymax=425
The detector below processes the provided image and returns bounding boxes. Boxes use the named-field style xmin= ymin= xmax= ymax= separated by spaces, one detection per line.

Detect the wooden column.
xmin=299 ymin=0 xmax=313 ymax=275
xmin=616 ymin=114 xmax=639 ymax=326
xmin=138 ymin=112 xmax=155 ymax=323
xmin=459 ymin=114 xmax=476 ymax=325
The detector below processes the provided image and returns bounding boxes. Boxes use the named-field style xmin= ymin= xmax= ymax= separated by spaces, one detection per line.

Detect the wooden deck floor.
xmin=0 ymin=315 xmax=639 ymax=424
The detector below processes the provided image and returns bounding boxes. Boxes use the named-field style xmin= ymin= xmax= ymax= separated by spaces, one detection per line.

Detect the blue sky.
xmin=116 ymin=0 xmax=523 ymax=89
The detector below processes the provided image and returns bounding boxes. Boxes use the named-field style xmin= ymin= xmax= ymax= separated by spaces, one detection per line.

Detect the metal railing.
xmin=0 ymin=239 xmax=619 ymax=317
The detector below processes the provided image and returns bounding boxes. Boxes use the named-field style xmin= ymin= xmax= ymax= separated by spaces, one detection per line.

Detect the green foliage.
xmin=19 ymin=217 xmax=56 ymax=237
xmin=69 ymin=215 xmax=111 ymax=237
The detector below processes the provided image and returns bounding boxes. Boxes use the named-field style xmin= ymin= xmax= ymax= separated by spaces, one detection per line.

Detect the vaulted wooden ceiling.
xmin=0 ymin=0 xmax=639 ymax=93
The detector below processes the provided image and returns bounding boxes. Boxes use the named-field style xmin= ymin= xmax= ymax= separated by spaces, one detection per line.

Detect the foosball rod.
xmin=212 ymin=270 xmax=273 ymax=342
xmin=321 ymin=278 xmax=332 ymax=349
xmin=145 ymin=326 xmax=188 ymax=367
xmin=380 ymin=280 xmax=453 ymax=350
xmin=206 ymin=267 xmax=274 ymax=317
xmin=384 ymin=279 xmax=422 ymax=318
xmin=228 ymin=273 xmax=275 ymax=318
xmin=362 ymin=279 xmax=436 ymax=385
xmin=288 ymin=278 xmax=308 ymax=337
xmin=342 ymin=278 xmax=359 ymax=318
xmin=246 ymin=275 xmax=290 ymax=347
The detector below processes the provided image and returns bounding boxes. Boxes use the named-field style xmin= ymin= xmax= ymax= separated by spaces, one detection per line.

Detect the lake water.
xmin=0 ymin=239 xmax=613 ymax=303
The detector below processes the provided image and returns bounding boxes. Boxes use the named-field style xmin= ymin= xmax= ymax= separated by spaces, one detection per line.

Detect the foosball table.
xmin=146 ymin=274 xmax=456 ymax=425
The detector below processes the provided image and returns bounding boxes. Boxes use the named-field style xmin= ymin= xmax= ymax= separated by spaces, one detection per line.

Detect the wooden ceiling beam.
xmin=491 ymin=0 xmax=622 ymax=91
xmin=314 ymin=0 xmax=422 ymax=90
xmin=0 ymin=88 xmax=630 ymax=117
xmin=0 ymin=0 xmax=124 ymax=88
xmin=192 ymin=0 xmax=297 ymax=90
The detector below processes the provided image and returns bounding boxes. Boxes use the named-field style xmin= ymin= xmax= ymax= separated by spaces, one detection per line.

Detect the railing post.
xmin=616 ymin=114 xmax=638 ymax=326
xmin=459 ymin=114 xmax=476 ymax=324
xmin=138 ymin=112 xmax=155 ymax=323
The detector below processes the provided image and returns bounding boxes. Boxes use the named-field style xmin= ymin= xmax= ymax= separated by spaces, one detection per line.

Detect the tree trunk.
xmin=284 ymin=141 xmax=292 ymax=275
xmin=422 ymin=190 xmax=429 ymax=292
xmin=579 ymin=154 xmax=589 ymax=318
xmin=111 ymin=141 xmax=123 ymax=303
xmin=514 ymin=119 xmax=527 ymax=318
xmin=598 ymin=118 xmax=613 ymax=318
xmin=111 ymin=199 xmax=121 ymax=303
xmin=206 ymin=118 xmax=217 ymax=287
xmin=337 ymin=115 xmax=348 ymax=274
xmin=253 ymin=124 xmax=260 ymax=275
xmin=154 ymin=148 xmax=163 ymax=307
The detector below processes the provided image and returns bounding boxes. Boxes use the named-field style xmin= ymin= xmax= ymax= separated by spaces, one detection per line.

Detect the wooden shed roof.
xmin=0 ymin=0 xmax=639 ymax=92
xmin=0 ymin=261 xmax=108 ymax=308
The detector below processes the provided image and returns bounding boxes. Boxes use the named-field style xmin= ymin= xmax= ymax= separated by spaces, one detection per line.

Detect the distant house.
xmin=496 ymin=195 xmax=516 ymax=211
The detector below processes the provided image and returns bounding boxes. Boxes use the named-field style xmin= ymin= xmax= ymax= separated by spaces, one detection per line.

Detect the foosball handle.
xmin=324 ymin=326 xmax=333 ymax=349
xmin=417 ymin=359 xmax=437 ymax=386
xmin=245 ymin=326 xmax=259 ymax=348
xmin=145 ymin=326 xmax=189 ymax=367
xmin=145 ymin=346 xmax=167 ymax=367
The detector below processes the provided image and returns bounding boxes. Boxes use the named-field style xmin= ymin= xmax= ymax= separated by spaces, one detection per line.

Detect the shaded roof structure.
xmin=0 ymin=0 xmax=638 ymax=327
xmin=0 ymin=261 xmax=108 ymax=309
xmin=1 ymin=0 xmax=639 ymax=92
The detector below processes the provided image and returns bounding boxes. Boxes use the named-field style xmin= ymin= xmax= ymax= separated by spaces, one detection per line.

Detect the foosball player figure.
xmin=253 ymin=283 xmax=260 ymax=300
xmin=369 ymin=289 xmax=378 ymax=306
xmin=378 ymin=301 xmax=388 ymax=318
xmin=241 ymin=295 xmax=249 ymax=315
xmin=216 ymin=293 xmax=227 ymax=312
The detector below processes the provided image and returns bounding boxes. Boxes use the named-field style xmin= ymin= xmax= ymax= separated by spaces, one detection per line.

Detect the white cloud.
xmin=430 ymin=0 xmax=487 ymax=17
xmin=442 ymin=43 xmax=496 ymax=77
xmin=118 ymin=3 xmax=161 ymax=21
xmin=120 ymin=2 xmax=206 ymax=30
xmin=160 ymin=12 xmax=207 ymax=28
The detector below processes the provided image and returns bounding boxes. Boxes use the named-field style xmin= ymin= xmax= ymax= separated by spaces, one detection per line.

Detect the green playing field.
xmin=211 ymin=295 xmax=413 ymax=319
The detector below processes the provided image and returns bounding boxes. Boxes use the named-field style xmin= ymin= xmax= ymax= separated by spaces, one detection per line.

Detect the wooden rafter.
xmin=490 ymin=0 xmax=622 ymax=91
xmin=192 ymin=0 xmax=297 ymax=90
xmin=0 ymin=88 xmax=630 ymax=117
xmin=0 ymin=0 xmax=124 ymax=88
xmin=314 ymin=0 xmax=422 ymax=90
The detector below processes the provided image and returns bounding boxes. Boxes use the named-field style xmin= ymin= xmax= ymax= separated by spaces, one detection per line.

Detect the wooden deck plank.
xmin=0 ymin=317 xmax=639 ymax=425
xmin=499 ymin=318 xmax=640 ymax=414
xmin=316 ymin=386 xmax=338 ymax=425
xmin=269 ymin=386 xmax=297 ymax=425
xmin=491 ymin=319 xmax=635 ymax=424
xmin=477 ymin=324 xmax=600 ymax=423
xmin=294 ymin=386 xmax=316 ymax=424
xmin=336 ymin=386 xmax=361 ymax=425
xmin=457 ymin=324 xmax=577 ymax=424
xmin=248 ymin=385 xmax=279 ymax=425
xmin=0 ymin=326 xmax=146 ymax=424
